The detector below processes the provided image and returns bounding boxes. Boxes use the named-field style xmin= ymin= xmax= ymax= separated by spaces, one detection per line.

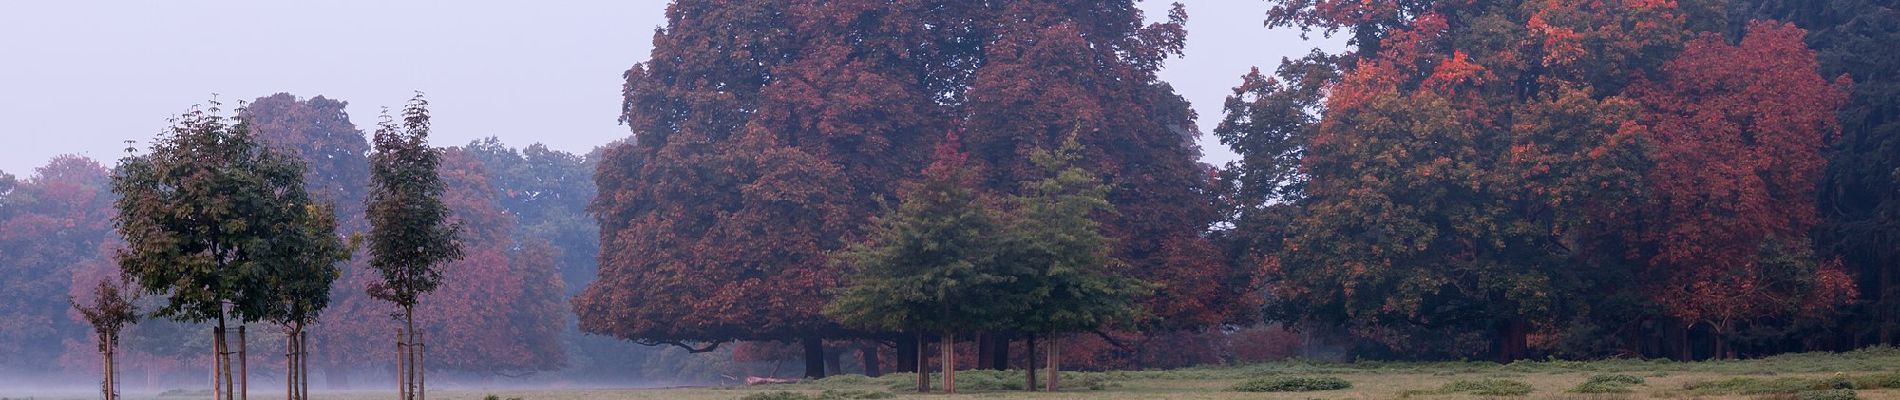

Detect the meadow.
xmin=62 ymin=347 xmax=1892 ymax=400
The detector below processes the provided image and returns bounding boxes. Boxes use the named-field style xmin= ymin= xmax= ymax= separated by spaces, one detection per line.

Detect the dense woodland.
xmin=1 ymin=0 xmax=1897 ymax=392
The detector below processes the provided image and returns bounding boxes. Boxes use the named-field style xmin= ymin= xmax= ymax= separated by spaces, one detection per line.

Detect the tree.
xmin=1629 ymin=21 xmax=1856 ymax=358
xmin=70 ymin=274 xmax=138 ymax=400
xmin=0 ymin=156 xmax=114 ymax=374
xmin=584 ymin=0 xmax=1248 ymax=376
xmin=1006 ymin=138 xmax=1150 ymax=391
xmin=365 ymin=93 xmax=463 ymax=400
xmin=1736 ymin=0 xmax=1900 ymax=349
xmin=416 ymin=148 xmax=566 ymax=375
xmin=243 ymin=92 xmax=383 ymax=387
xmin=827 ymin=133 xmax=1035 ymax=393
xmin=113 ymin=98 xmax=331 ymax=399
xmin=1255 ymin=0 xmax=1679 ymax=360
xmin=261 ymin=201 xmax=348 ymax=400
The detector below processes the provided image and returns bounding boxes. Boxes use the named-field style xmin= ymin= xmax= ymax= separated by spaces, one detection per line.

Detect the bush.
xmin=1584 ymin=373 xmax=1645 ymax=386
xmin=1686 ymin=376 xmax=1847 ymax=395
xmin=1439 ymin=378 xmax=1535 ymax=396
xmin=1570 ymin=373 xmax=1646 ymax=393
xmin=1231 ymin=376 xmax=1353 ymax=392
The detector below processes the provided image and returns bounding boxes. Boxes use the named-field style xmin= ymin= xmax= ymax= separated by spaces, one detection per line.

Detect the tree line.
xmin=2 ymin=0 xmax=1898 ymax=396
xmin=574 ymin=0 xmax=1900 ymax=386
xmin=0 ymin=93 xmax=595 ymax=392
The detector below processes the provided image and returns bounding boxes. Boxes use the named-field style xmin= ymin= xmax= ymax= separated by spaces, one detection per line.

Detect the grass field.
xmin=35 ymin=347 xmax=1900 ymax=400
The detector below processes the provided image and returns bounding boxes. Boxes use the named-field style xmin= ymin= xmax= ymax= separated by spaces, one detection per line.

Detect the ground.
xmin=31 ymin=348 xmax=1900 ymax=399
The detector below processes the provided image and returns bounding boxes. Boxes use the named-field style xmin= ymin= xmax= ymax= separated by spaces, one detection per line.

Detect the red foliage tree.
xmin=0 ymin=155 xmax=116 ymax=374
xmin=1630 ymin=21 xmax=1856 ymax=358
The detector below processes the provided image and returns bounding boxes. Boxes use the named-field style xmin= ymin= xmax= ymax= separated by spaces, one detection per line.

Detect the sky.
xmin=0 ymin=1 xmax=1339 ymax=176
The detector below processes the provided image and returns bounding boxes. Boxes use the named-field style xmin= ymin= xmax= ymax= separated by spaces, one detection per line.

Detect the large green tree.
xmin=827 ymin=135 xmax=1033 ymax=393
xmin=365 ymin=93 xmax=463 ymax=400
xmin=1006 ymin=139 xmax=1149 ymax=391
xmin=112 ymin=99 xmax=334 ymax=398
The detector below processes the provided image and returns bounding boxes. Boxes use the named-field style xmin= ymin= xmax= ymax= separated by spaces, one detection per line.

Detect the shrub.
xmin=1231 ymin=376 xmax=1353 ymax=392
xmin=1851 ymin=372 xmax=1900 ymax=389
xmin=1439 ymin=378 xmax=1535 ymax=396
xmin=1686 ymin=376 xmax=1843 ymax=395
xmin=1570 ymin=373 xmax=1646 ymax=393
xmin=1585 ymin=373 xmax=1645 ymax=386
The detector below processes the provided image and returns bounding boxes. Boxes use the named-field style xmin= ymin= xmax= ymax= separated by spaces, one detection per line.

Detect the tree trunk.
xmin=405 ymin=306 xmax=417 ymax=400
xmin=396 ymin=328 xmax=406 ymax=400
xmin=418 ymin=329 xmax=425 ymax=400
xmin=300 ymin=330 xmax=310 ymax=400
xmin=1025 ymin=333 xmax=1037 ymax=392
xmin=859 ymin=344 xmax=881 ymax=377
xmin=1046 ymin=334 xmax=1059 ymax=392
xmin=991 ymin=333 xmax=1010 ymax=371
xmin=914 ymin=332 xmax=928 ymax=393
xmin=1493 ymin=318 xmax=1527 ymax=363
xmin=239 ymin=325 xmax=247 ymax=400
xmin=287 ymin=326 xmax=297 ymax=400
xmin=802 ymin=337 xmax=827 ymax=379
xmin=895 ymin=335 xmax=918 ymax=373
xmin=941 ymin=331 xmax=955 ymax=394
xmin=976 ymin=334 xmax=994 ymax=371
xmin=102 ymin=341 xmax=114 ymax=400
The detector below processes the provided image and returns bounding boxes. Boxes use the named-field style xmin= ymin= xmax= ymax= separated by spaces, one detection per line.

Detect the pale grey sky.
xmin=0 ymin=1 xmax=1337 ymax=176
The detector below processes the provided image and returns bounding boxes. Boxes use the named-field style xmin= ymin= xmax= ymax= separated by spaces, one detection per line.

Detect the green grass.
xmin=82 ymin=346 xmax=1900 ymax=400
xmin=1230 ymin=376 xmax=1352 ymax=392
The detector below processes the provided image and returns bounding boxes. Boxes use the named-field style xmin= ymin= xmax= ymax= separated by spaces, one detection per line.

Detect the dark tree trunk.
xmin=239 ymin=325 xmax=247 ymax=400
xmin=859 ymin=344 xmax=881 ymax=377
xmin=975 ymin=333 xmax=993 ymax=370
xmin=990 ymin=333 xmax=1010 ymax=371
xmin=1025 ymin=333 xmax=1037 ymax=391
xmin=802 ymin=337 xmax=827 ymax=379
xmin=895 ymin=335 xmax=918 ymax=373
xmin=1492 ymin=318 xmax=1527 ymax=363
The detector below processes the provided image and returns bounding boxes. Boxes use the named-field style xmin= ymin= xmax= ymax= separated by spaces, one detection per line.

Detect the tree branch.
xmin=642 ymin=339 xmax=725 ymax=353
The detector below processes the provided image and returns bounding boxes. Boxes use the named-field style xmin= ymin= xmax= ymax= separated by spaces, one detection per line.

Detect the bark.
xmin=396 ymin=328 xmax=406 ymax=400
xmin=418 ymin=329 xmax=426 ymax=400
xmin=1046 ymin=335 xmax=1059 ymax=392
xmin=859 ymin=344 xmax=881 ymax=377
xmin=1025 ymin=333 xmax=1037 ymax=392
xmin=802 ymin=337 xmax=827 ymax=379
xmin=914 ymin=332 xmax=928 ymax=393
xmin=990 ymin=333 xmax=1009 ymax=371
xmin=239 ymin=325 xmax=247 ymax=400
xmin=300 ymin=330 xmax=310 ymax=400
xmin=405 ymin=306 xmax=416 ymax=400
xmin=941 ymin=331 xmax=955 ymax=394
xmin=976 ymin=334 xmax=993 ymax=370
xmin=1493 ymin=318 xmax=1528 ymax=363
xmin=287 ymin=326 xmax=297 ymax=400
xmin=895 ymin=335 xmax=918 ymax=373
